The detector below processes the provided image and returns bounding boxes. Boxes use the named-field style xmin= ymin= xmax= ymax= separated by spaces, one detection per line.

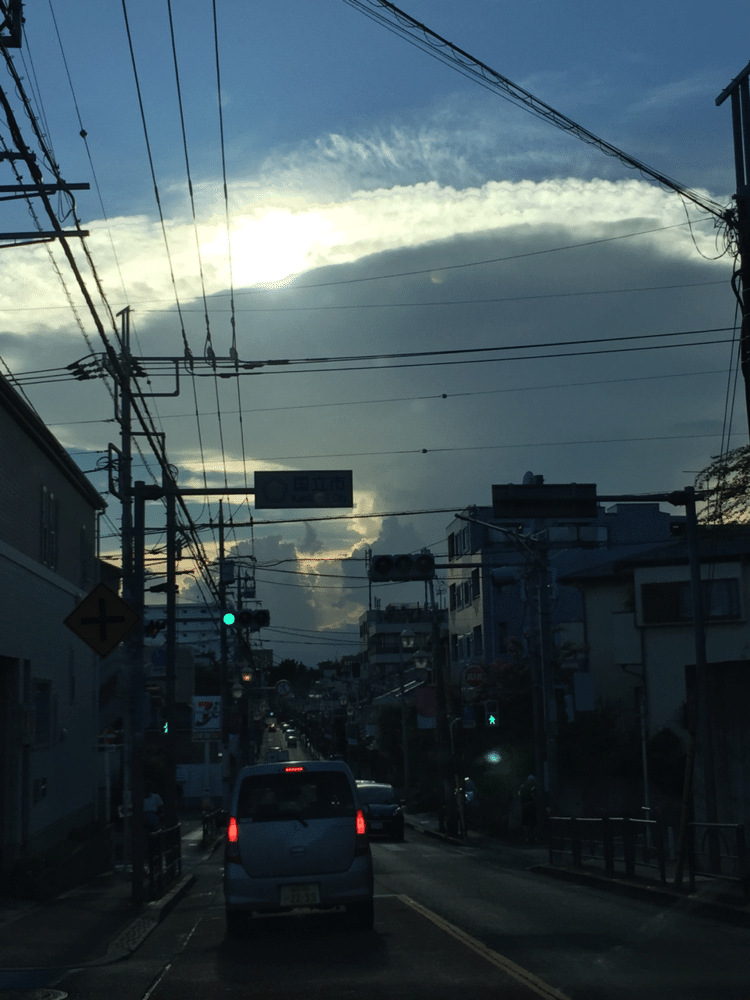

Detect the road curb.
xmin=97 ymin=873 xmax=197 ymax=964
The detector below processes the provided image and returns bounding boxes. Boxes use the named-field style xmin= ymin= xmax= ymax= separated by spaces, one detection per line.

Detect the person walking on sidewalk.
xmin=519 ymin=775 xmax=537 ymax=843
xmin=143 ymin=788 xmax=164 ymax=865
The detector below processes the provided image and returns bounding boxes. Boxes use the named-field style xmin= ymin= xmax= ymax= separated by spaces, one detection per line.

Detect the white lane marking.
xmin=398 ymin=894 xmax=573 ymax=1000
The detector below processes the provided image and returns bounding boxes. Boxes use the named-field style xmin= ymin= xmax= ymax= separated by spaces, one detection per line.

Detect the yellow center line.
xmin=398 ymin=894 xmax=572 ymax=1000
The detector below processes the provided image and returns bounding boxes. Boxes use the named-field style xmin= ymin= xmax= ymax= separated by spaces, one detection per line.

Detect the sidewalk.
xmin=404 ymin=810 xmax=750 ymax=927
xmin=0 ymin=815 xmax=225 ymax=982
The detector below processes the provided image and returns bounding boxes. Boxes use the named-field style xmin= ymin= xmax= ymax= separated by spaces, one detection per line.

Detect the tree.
xmin=695 ymin=444 xmax=750 ymax=524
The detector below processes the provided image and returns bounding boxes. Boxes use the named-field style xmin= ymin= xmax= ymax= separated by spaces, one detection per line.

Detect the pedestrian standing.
xmin=518 ymin=775 xmax=537 ymax=843
xmin=143 ymin=788 xmax=163 ymax=855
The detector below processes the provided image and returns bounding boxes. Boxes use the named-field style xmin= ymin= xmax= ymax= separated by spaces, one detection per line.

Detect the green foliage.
xmin=695 ymin=444 xmax=750 ymax=524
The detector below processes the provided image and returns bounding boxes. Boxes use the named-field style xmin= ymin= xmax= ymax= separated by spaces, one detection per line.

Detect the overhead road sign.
xmin=492 ymin=483 xmax=597 ymax=520
xmin=64 ymin=583 xmax=140 ymax=658
xmin=254 ymin=470 xmax=353 ymax=509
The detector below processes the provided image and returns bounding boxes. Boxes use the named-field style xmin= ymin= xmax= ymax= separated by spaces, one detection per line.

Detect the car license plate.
xmin=371 ymin=821 xmax=383 ymax=829
xmin=280 ymin=883 xmax=320 ymax=906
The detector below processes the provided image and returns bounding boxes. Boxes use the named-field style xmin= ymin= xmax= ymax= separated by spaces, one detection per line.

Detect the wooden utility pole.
xmin=717 ymin=61 xmax=750 ymax=438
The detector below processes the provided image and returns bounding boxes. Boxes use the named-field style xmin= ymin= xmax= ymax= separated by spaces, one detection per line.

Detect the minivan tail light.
xmin=226 ymin=816 xmax=241 ymax=862
xmin=355 ymin=807 xmax=369 ymax=856
xmin=356 ymin=808 xmax=367 ymax=836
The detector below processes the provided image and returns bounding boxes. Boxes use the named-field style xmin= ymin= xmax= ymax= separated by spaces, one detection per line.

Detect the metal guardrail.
xmin=549 ymin=815 xmax=749 ymax=898
xmin=687 ymin=821 xmax=749 ymax=897
xmin=145 ymin=821 xmax=182 ymax=901
xmin=201 ymin=807 xmax=225 ymax=848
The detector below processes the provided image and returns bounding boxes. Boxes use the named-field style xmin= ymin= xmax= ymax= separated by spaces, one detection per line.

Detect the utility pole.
xmin=131 ymin=481 xmax=147 ymax=906
xmin=533 ymin=524 xmax=559 ymax=821
xmin=428 ymin=577 xmax=454 ymax=837
xmin=164 ymin=469 xmax=177 ymax=826
xmin=218 ymin=502 xmax=231 ymax=811
xmin=716 ymin=61 xmax=750 ymax=438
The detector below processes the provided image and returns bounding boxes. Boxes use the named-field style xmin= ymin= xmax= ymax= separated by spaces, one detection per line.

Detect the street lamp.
xmin=399 ymin=628 xmax=416 ymax=804
xmin=413 ymin=647 xmax=431 ymax=682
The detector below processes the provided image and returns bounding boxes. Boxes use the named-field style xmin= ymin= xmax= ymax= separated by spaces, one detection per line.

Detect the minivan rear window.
xmin=237 ymin=770 xmax=355 ymax=821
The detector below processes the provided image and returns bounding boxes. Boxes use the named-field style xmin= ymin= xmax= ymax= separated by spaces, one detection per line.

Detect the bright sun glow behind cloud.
xmin=0 ymin=174 xmax=723 ymax=341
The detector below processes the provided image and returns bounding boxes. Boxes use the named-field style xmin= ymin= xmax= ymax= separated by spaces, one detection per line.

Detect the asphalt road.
xmin=47 ymin=821 xmax=750 ymax=1000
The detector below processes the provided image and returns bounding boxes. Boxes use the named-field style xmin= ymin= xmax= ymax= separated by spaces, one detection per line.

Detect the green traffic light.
xmin=488 ymin=714 xmax=496 ymax=725
xmin=223 ymin=611 xmax=235 ymax=625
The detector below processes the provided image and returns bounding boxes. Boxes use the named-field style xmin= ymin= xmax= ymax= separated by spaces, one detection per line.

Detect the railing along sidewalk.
xmin=145 ymin=821 xmax=182 ymax=901
xmin=549 ymin=815 xmax=749 ymax=898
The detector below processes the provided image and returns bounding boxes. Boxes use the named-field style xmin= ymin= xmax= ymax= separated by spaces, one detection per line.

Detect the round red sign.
xmin=465 ymin=664 xmax=485 ymax=687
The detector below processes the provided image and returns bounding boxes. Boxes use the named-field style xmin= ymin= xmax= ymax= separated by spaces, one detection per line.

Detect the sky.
xmin=0 ymin=0 xmax=747 ymax=669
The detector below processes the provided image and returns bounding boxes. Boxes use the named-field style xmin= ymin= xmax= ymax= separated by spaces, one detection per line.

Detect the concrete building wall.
xmin=634 ymin=561 xmax=750 ymax=739
xmin=0 ymin=375 xmax=105 ymax=870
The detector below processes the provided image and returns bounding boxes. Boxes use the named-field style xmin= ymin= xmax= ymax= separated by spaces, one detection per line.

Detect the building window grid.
xmin=641 ymin=578 xmax=742 ymax=624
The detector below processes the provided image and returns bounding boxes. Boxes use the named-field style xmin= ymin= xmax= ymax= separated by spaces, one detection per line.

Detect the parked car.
xmin=355 ymin=781 xmax=405 ymax=841
xmin=224 ymin=760 xmax=374 ymax=935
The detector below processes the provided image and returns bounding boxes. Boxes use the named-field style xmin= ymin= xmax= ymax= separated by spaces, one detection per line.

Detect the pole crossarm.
xmin=138 ymin=485 xmax=255 ymax=499
xmin=715 ymin=59 xmax=750 ymax=107
xmin=596 ymin=491 xmax=710 ymax=505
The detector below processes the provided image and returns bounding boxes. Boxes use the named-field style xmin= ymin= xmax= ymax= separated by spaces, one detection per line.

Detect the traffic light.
xmin=144 ymin=619 xmax=166 ymax=638
xmin=237 ymin=609 xmax=271 ymax=631
xmin=222 ymin=611 xmax=236 ymax=626
xmin=484 ymin=700 xmax=499 ymax=727
xmin=369 ymin=552 xmax=435 ymax=582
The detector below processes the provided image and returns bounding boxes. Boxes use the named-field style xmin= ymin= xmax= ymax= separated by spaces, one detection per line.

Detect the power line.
xmin=8 ymin=326 xmax=736 ymax=386
xmin=42 ymin=367 xmax=731 ymax=426
xmin=341 ymin=1 xmax=729 ymax=223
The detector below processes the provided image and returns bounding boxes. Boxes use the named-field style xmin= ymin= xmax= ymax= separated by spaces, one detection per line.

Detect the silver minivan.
xmin=224 ymin=760 xmax=374 ymax=934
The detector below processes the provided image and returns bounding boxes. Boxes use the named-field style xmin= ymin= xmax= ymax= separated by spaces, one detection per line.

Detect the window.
xmin=80 ymin=524 xmax=91 ymax=587
xmin=471 ymin=568 xmax=480 ymax=601
xmin=68 ymin=648 xmax=76 ymax=704
xmin=451 ymin=634 xmax=458 ymax=661
xmin=448 ymin=533 xmax=456 ymax=559
xmin=462 ymin=581 xmax=471 ymax=606
xmin=40 ymin=486 xmax=58 ymax=569
xmin=473 ymin=625 xmax=483 ymax=657
xmin=641 ymin=578 xmax=741 ymax=624
xmin=33 ymin=679 xmax=51 ymax=744
xmin=449 ymin=584 xmax=456 ymax=610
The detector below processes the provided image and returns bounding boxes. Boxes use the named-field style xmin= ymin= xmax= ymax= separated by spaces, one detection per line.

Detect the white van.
xmin=224 ymin=760 xmax=374 ymax=934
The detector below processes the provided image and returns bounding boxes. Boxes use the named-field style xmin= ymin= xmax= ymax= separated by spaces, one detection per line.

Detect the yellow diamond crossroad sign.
xmin=64 ymin=582 xmax=141 ymax=658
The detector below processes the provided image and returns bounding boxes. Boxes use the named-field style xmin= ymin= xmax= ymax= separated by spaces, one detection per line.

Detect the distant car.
xmin=355 ymin=781 xmax=405 ymax=841
xmin=286 ymin=737 xmax=298 ymax=748
xmin=267 ymin=723 xmax=276 ymax=732
xmin=224 ymin=760 xmax=374 ymax=935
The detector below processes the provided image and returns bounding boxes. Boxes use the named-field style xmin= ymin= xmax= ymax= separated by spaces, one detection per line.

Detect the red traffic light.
xmin=144 ymin=619 xmax=166 ymax=638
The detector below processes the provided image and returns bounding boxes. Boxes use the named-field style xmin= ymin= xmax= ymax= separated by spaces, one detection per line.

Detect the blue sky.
xmin=0 ymin=1 xmax=746 ymax=666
